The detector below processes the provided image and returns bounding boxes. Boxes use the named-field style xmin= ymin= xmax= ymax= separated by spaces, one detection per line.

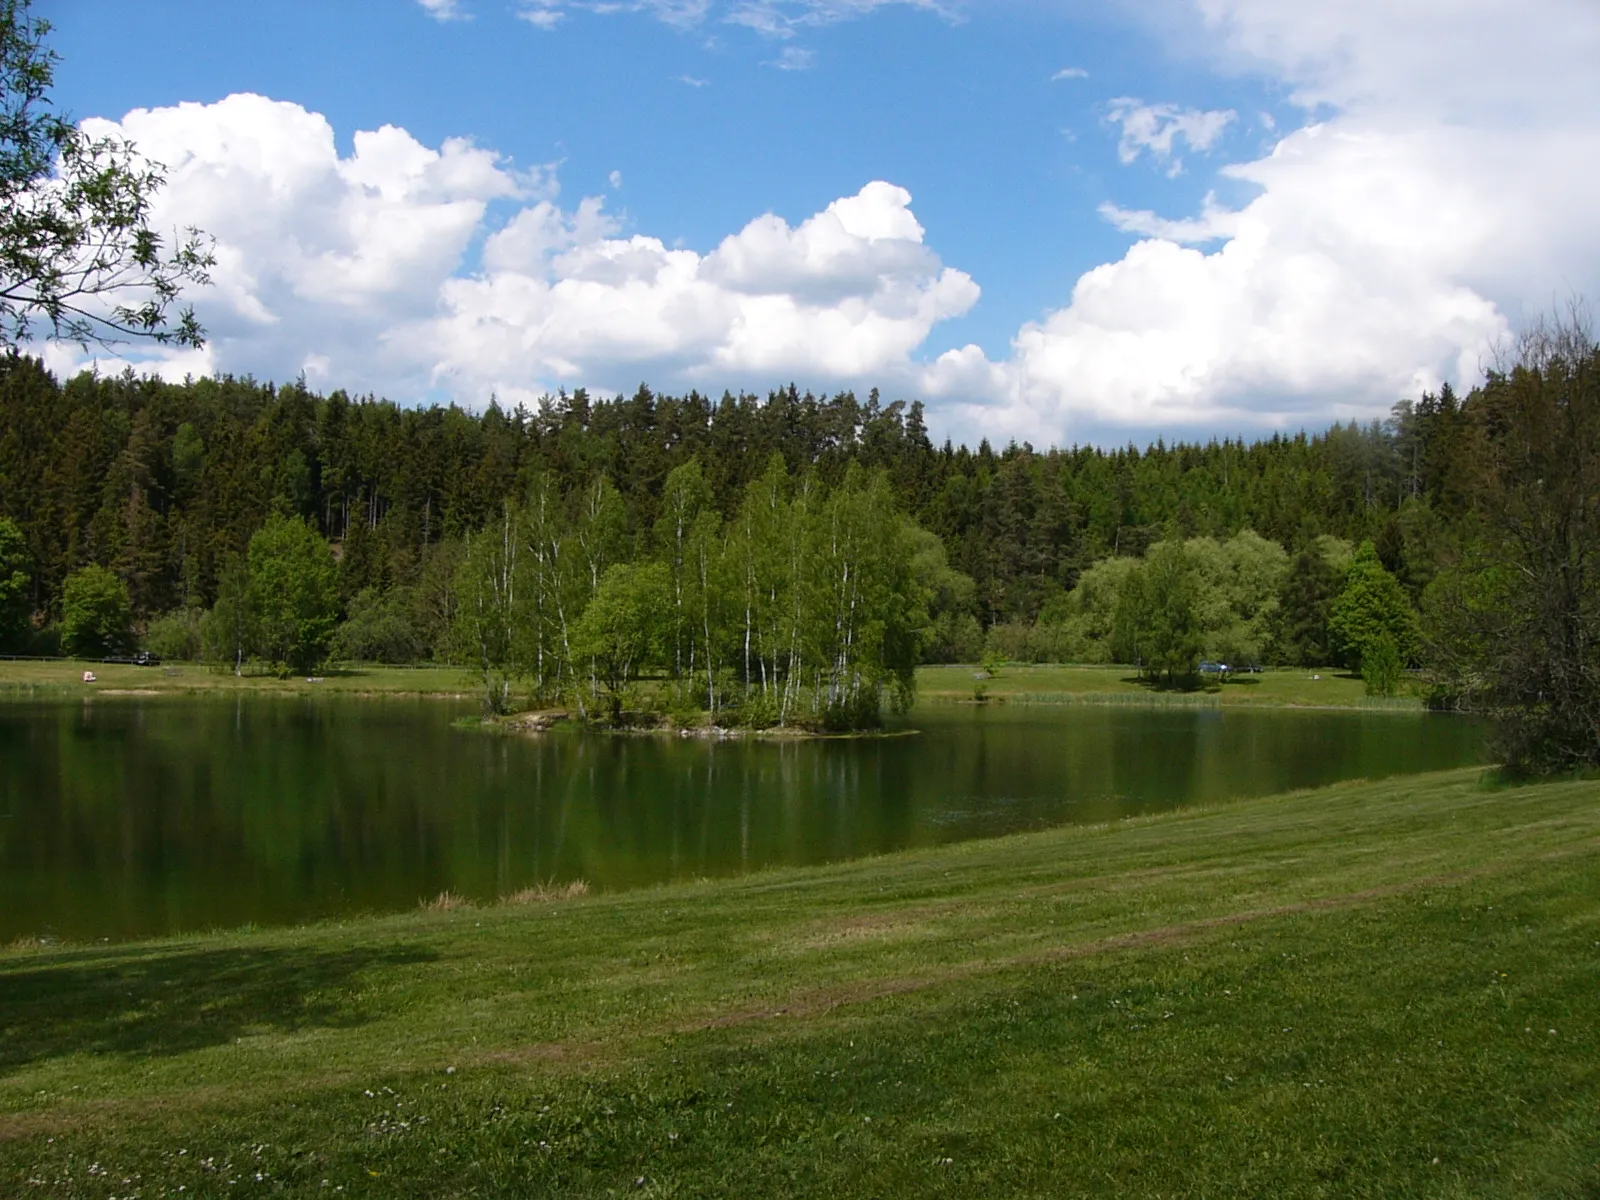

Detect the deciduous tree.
xmin=571 ymin=561 xmax=671 ymax=723
xmin=247 ymin=514 xmax=339 ymax=673
xmin=1115 ymin=541 xmax=1204 ymax=685
xmin=61 ymin=563 xmax=130 ymax=656
xmin=0 ymin=0 xmax=212 ymax=349
xmin=1329 ymin=541 xmax=1418 ymax=670
xmin=1425 ymin=311 xmax=1600 ymax=774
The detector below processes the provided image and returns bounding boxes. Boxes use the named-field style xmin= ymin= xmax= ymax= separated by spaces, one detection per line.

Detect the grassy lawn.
xmin=0 ymin=658 xmax=477 ymax=699
xmin=2 ymin=659 xmax=1404 ymax=713
xmin=3 ymin=767 xmax=1598 ymax=1197
xmin=919 ymin=662 xmax=1415 ymax=710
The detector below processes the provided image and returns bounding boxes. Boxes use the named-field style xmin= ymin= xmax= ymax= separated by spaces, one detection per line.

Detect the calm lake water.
xmin=0 ymin=697 xmax=1485 ymax=941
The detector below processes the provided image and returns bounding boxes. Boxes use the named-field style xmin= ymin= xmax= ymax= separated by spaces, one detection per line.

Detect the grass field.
xmin=3 ymin=766 xmax=1597 ymax=1197
xmin=0 ymin=658 xmax=478 ymax=699
xmin=0 ymin=658 xmax=1408 ymax=713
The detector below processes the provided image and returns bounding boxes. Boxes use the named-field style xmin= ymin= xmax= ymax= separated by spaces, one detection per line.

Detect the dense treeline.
xmin=0 ymin=354 xmax=1464 ymax=629
xmin=0 ymin=343 xmax=1593 ymax=751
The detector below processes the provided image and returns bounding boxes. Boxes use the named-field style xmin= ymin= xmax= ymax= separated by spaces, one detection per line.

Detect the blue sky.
xmin=39 ymin=0 xmax=1600 ymax=447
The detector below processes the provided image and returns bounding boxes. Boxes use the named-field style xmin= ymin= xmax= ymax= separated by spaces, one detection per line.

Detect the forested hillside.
xmin=0 ymin=354 xmax=1465 ymax=628
xmin=0 ymin=347 xmax=1586 ymax=744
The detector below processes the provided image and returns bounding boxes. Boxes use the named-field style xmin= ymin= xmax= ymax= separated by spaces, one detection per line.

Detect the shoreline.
xmin=471 ymin=710 xmax=922 ymax=741
xmin=0 ymin=660 xmax=1432 ymax=713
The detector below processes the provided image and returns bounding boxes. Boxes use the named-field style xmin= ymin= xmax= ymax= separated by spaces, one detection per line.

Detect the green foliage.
xmin=143 ymin=606 xmax=204 ymax=662
xmin=60 ymin=564 xmax=131 ymax=656
xmin=1183 ymin=529 xmax=1288 ymax=664
xmin=330 ymin=587 xmax=423 ymax=665
xmin=654 ymin=458 xmax=714 ymax=684
xmin=1328 ymin=541 xmax=1419 ymax=670
xmin=1041 ymin=554 xmax=1143 ymax=663
xmin=201 ymin=556 xmax=255 ymax=675
xmin=1424 ymin=330 xmax=1600 ymax=775
xmin=0 ymin=355 xmax=1491 ymax=649
xmin=1274 ymin=541 xmax=1346 ymax=666
xmin=170 ymin=421 xmax=204 ymax=497
xmin=571 ymin=561 xmax=672 ymax=721
xmin=982 ymin=620 xmax=1073 ymax=664
xmin=1115 ymin=540 xmax=1205 ymax=684
xmin=925 ymin=609 xmax=984 ymax=663
xmin=433 ymin=462 xmax=927 ymax=729
xmin=453 ymin=507 xmax=521 ymax=715
xmin=0 ymin=515 xmax=30 ymax=649
xmin=1361 ymin=632 xmax=1405 ymax=696
xmin=907 ymin=525 xmax=980 ymax=663
xmin=247 ymin=515 xmax=339 ymax=673
xmin=811 ymin=466 xmax=924 ymax=725
xmin=0 ymin=0 xmax=213 ymax=349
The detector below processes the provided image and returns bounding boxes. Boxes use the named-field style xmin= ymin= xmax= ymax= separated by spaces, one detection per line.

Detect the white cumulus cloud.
xmin=412 ymin=179 xmax=978 ymax=404
xmin=919 ymin=0 xmax=1600 ymax=446
xmin=62 ymin=94 xmax=533 ymax=396
xmin=58 ymin=95 xmax=976 ymax=413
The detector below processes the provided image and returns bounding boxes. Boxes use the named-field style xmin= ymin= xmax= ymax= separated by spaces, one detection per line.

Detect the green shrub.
xmin=61 ymin=565 xmax=132 ymax=657
xmin=1361 ymin=632 xmax=1404 ymax=697
xmin=144 ymin=607 xmax=206 ymax=661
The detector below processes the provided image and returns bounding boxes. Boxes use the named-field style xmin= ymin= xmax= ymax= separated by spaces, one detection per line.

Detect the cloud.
xmin=416 ymin=179 xmax=979 ymax=403
xmin=517 ymin=5 xmax=564 ymax=29
xmin=1097 ymin=193 xmax=1237 ymax=244
xmin=1051 ymin=67 xmax=1088 ymax=81
xmin=768 ymin=45 xmax=816 ymax=69
xmin=62 ymin=95 xmax=534 ymax=399
xmin=512 ymin=0 xmax=948 ymax=38
xmin=915 ymin=0 xmax=1600 ymax=445
xmin=677 ymin=74 xmax=710 ymax=87
xmin=418 ymin=0 xmax=469 ymax=19
xmin=1105 ymin=97 xmax=1235 ymax=175
xmin=62 ymin=95 xmax=976 ymax=414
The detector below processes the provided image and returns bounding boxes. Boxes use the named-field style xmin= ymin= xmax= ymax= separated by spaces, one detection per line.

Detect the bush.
xmin=144 ymin=607 xmax=206 ymax=662
xmin=921 ymin=610 xmax=984 ymax=663
xmin=1361 ymin=633 xmax=1404 ymax=697
xmin=330 ymin=587 xmax=423 ymax=664
xmin=983 ymin=620 xmax=1077 ymax=664
xmin=61 ymin=565 xmax=133 ymax=657
xmin=23 ymin=622 xmax=60 ymax=657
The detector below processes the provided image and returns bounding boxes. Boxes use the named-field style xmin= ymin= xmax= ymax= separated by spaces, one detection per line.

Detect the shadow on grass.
xmin=0 ymin=943 xmax=437 ymax=1072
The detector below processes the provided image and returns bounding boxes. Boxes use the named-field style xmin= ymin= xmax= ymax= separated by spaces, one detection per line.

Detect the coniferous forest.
xmin=0 ymin=344 xmax=1594 ymax=757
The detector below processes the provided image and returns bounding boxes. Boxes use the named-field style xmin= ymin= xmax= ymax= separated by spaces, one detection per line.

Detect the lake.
xmin=0 ymin=696 xmax=1485 ymax=942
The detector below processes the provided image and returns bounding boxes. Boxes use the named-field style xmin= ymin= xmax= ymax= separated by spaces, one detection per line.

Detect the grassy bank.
xmin=0 ymin=659 xmax=1407 ymax=713
xmin=920 ymin=662 xmax=1417 ymax=710
xmin=0 ymin=658 xmax=477 ymax=699
xmin=3 ymin=767 xmax=1598 ymax=1197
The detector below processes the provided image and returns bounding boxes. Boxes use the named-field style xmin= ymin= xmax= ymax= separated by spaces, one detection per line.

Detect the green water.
xmin=0 ymin=697 xmax=1485 ymax=941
